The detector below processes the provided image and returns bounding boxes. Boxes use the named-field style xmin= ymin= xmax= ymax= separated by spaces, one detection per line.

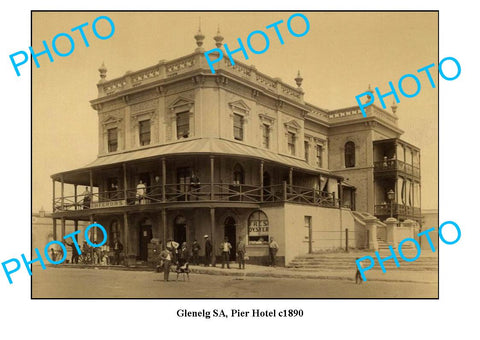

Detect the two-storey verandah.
xmin=51 ymin=138 xmax=350 ymax=265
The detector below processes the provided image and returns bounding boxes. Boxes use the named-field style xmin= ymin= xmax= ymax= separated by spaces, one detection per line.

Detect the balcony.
xmin=374 ymin=203 xmax=421 ymax=219
xmin=53 ymin=182 xmax=340 ymax=213
xmin=374 ymin=159 xmax=420 ymax=178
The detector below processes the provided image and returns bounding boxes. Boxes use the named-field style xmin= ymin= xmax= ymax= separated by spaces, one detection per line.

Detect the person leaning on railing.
xmin=136 ymin=180 xmax=146 ymax=204
xmin=81 ymin=186 xmax=91 ymax=209
xmin=189 ymin=172 xmax=201 ymax=200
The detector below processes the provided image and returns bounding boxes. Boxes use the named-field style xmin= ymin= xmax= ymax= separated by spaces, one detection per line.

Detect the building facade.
xmin=33 ymin=209 xmax=89 ymax=260
xmin=50 ymin=31 xmax=421 ymax=266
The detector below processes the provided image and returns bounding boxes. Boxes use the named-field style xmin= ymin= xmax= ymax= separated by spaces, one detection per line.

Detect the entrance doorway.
xmin=174 ymin=215 xmax=187 ymax=244
xmin=138 ymin=219 xmax=153 ymax=261
xmin=224 ymin=217 xmax=237 ymax=261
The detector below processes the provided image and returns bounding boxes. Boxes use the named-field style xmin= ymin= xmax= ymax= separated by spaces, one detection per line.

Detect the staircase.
xmin=377 ymin=239 xmax=391 ymax=250
xmin=377 ymin=238 xmax=416 ymax=250
xmin=287 ymin=251 xmax=438 ymax=272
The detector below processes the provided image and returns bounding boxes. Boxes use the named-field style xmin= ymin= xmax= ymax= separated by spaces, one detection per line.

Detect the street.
xmin=32 ymin=267 xmax=438 ymax=298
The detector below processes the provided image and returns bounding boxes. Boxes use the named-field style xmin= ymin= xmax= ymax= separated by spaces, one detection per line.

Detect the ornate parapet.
xmin=221 ymin=58 xmax=304 ymax=104
xmin=326 ymin=104 xmax=398 ymax=127
xmin=96 ymin=53 xmax=201 ymax=98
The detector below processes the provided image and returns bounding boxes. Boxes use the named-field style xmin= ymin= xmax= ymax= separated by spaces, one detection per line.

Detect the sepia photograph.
xmin=31 ymin=11 xmax=438 ymax=298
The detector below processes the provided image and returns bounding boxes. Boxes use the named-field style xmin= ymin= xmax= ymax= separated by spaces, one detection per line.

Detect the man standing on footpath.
xmin=160 ymin=246 xmax=173 ymax=282
xmin=269 ymin=237 xmax=279 ymax=267
xmin=204 ymin=235 xmax=212 ymax=267
xmin=237 ymin=236 xmax=246 ymax=269
xmin=65 ymin=240 xmax=79 ymax=264
xmin=220 ymin=236 xmax=232 ymax=269
xmin=192 ymin=239 xmax=201 ymax=265
xmin=112 ymin=237 xmax=124 ymax=265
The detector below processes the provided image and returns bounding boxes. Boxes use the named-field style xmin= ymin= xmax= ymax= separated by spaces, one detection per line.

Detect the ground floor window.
xmin=248 ymin=210 xmax=269 ymax=245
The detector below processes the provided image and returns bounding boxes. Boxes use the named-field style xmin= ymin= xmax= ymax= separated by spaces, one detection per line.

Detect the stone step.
xmin=289 ymin=259 xmax=438 ymax=267
xmin=288 ymin=264 xmax=438 ymax=270
xmin=287 ymin=264 xmax=437 ymax=270
xmin=289 ymin=258 xmax=437 ymax=264
xmin=288 ymin=250 xmax=438 ymax=270
xmin=286 ymin=266 xmax=437 ymax=272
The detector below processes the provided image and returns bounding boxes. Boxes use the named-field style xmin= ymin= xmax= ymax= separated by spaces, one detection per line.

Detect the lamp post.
xmin=387 ymin=189 xmax=395 ymax=218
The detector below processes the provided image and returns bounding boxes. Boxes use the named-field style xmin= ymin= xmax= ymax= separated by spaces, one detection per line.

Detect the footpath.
xmin=52 ymin=254 xmax=438 ymax=284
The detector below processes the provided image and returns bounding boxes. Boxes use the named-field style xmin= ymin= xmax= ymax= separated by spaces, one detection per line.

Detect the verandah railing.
xmin=53 ymin=182 xmax=340 ymax=212
xmin=374 ymin=159 xmax=420 ymax=177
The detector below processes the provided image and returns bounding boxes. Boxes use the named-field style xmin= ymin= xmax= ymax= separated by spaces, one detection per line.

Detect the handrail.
xmin=53 ymin=182 xmax=341 ymax=211
xmin=374 ymin=159 xmax=420 ymax=176
xmin=374 ymin=203 xmax=421 ymax=217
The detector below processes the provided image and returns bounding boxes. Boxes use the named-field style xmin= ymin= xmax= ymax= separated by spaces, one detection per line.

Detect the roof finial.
xmin=294 ymin=70 xmax=303 ymax=88
xmin=98 ymin=62 xmax=107 ymax=83
xmin=366 ymin=84 xmax=373 ymax=102
xmin=194 ymin=18 xmax=205 ymax=52
xmin=391 ymin=99 xmax=398 ymax=114
xmin=214 ymin=25 xmax=224 ymax=48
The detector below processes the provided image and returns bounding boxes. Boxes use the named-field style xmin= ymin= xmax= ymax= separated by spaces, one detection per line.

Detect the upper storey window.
xmin=304 ymin=141 xmax=309 ymax=162
xmin=229 ymin=100 xmax=250 ymax=142
xmin=102 ymin=114 xmax=123 ymax=154
xmin=262 ymin=124 xmax=270 ymax=149
xmin=168 ymin=97 xmax=194 ymax=142
xmin=234 ymin=114 xmax=244 ymax=141
xmin=139 ymin=119 xmax=151 ymax=146
xmin=316 ymin=145 xmax=323 ymax=167
xmin=345 ymin=141 xmax=355 ymax=168
xmin=288 ymin=132 xmax=296 ymax=155
xmin=259 ymin=114 xmax=275 ymax=150
xmin=107 ymin=128 xmax=118 ymax=152
xmin=284 ymin=119 xmax=301 ymax=157
xmin=176 ymin=111 xmax=190 ymax=139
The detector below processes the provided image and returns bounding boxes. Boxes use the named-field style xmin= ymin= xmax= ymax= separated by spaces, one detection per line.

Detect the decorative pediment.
xmin=102 ymin=115 xmax=122 ymax=127
xmin=228 ymin=100 xmax=251 ymax=115
xmin=259 ymin=113 xmax=275 ymax=125
xmin=131 ymin=109 xmax=156 ymax=125
xmin=284 ymin=119 xmax=301 ymax=132
xmin=314 ymin=136 xmax=327 ymax=145
xmin=168 ymin=97 xmax=194 ymax=113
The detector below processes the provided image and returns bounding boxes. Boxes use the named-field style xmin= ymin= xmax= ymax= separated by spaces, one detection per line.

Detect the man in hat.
xmin=204 ymin=235 xmax=212 ymax=267
xmin=191 ymin=239 xmax=201 ymax=265
xmin=269 ymin=237 xmax=279 ymax=267
xmin=237 ymin=236 xmax=246 ymax=269
xmin=160 ymin=246 xmax=173 ymax=282
xmin=220 ymin=236 xmax=232 ymax=269
xmin=111 ymin=237 xmax=123 ymax=265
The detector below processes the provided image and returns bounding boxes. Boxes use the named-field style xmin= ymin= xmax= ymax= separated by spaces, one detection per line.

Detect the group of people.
xmin=156 ymin=234 xmax=280 ymax=281
xmin=157 ymin=240 xmax=192 ymax=282
xmin=60 ymin=237 xmax=124 ymax=265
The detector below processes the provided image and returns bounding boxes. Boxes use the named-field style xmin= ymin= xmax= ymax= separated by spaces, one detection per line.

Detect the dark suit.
xmin=66 ymin=241 xmax=79 ymax=264
xmin=204 ymin=239 xmax=212 ymax=266
xmin=112 ymin=240 xmax=123 ymax=265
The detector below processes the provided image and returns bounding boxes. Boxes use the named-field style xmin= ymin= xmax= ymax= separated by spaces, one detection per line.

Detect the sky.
xmin=32 ymin=11 xmax=438 ymax=211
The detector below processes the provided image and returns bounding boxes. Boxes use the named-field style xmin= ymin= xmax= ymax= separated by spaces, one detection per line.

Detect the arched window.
xmin=345 ymin=141 xmax=355 ymax=168
xmin=233 ymin=164 xmax=244 ymax=185
xmin=248 ymin=210 xmax=269 ymax=245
